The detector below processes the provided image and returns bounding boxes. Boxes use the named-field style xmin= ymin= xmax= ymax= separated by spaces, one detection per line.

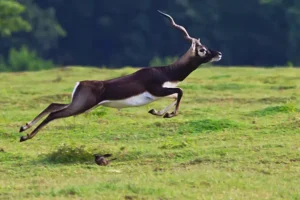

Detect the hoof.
xmin=149 ymin=109 xmax=165 ymax=116
xmin=149 ymin=109 xmax=161 ymax=116
xmin=163 ymin=113 xmax=171 ymax=118
xmin=20 ymin=136 xmax=27 ymax=142
xmin=148 ymin=109 xmax=156 ymax=114
xmin=20 ymin=123 xmax=30 ymax=133
xmin=163 ymin=112 xmax=176 ymax=118
xmin=19 ymin=126 xmax=25 ymax=133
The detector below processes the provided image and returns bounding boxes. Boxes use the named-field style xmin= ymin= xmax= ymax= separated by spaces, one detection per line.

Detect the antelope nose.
xmin=217 ymin=51 xmax=222 ymax=56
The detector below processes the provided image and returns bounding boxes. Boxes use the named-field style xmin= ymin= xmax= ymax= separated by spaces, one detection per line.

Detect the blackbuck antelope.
xmin=19 ymin=10 xmax=222 ymax=142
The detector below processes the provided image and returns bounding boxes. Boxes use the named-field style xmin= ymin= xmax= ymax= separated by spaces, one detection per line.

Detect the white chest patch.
xmin=99 ymin=92 xmax=160 ymax=108
xmin=162 ymin=81 xmax=180 ymax=88
xmin=162 ymin=81 xmax=181 ymax=99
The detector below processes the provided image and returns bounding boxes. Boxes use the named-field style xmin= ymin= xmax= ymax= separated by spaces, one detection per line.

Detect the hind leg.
xmin=20 ymin=101 xmax=98 ymax=142
xmin=20 ymin=83 xmax=102 ymax=142
xmin=20 ymin=103 xmax=68 ymax=132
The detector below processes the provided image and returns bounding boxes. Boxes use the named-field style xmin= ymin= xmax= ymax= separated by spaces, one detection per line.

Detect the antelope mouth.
xmin=211 ymin=55 xmax=222 ymax=62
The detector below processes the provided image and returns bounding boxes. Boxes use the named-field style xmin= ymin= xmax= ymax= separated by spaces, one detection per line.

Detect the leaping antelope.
xmin=19 ymin=10 xmax=222 ymax=142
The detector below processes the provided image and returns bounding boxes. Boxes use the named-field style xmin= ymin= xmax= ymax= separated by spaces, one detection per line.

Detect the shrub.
xmin=3 ymin=46 xmax=54 ymax=72
xmin=0 ymin=55 xmax=8 ymax=71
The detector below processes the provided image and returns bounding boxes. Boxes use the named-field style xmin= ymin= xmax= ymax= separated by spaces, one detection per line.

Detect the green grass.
xmin=0 ymin=66 xmax=300 ymax=200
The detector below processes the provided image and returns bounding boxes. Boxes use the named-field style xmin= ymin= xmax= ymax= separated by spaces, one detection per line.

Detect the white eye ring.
xmin=198 ymin=48 xmax=206 ymax=57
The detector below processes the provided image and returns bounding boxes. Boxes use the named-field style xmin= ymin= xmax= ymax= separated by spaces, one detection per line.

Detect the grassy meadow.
xmin=0 ymin=66 xmax=299 ymax=200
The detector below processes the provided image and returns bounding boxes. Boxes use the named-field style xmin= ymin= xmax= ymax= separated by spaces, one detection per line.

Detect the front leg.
xmin=148 ymin=87 xmax=183 ymax=118
xmin=149 ymin=101 xmax=176 ymax=116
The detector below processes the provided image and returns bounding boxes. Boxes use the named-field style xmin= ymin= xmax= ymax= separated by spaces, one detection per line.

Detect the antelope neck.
xmin=164 ymin=50 xmax=202 ymax=82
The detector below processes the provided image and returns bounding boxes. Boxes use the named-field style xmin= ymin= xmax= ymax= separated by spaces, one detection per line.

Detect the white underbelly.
xmin=99 ymin=92 xmax=160 ymax=108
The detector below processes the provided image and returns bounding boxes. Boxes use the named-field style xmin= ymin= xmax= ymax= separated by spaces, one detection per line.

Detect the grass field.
xmin=0 ymin=66 xmax=299 ymax=200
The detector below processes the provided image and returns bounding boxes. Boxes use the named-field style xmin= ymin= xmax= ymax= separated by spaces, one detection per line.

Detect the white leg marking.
xmin=157 ymin=101 xmax=177 ymax=115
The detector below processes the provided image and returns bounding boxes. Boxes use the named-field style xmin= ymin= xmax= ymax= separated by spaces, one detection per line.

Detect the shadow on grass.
xmin=36 ymin=144 xmax=201 ymax=165
xmin=41 ymin=144 xmax=94 ymax=164
xmin=36 ymin=144 xmax=157 ymax=165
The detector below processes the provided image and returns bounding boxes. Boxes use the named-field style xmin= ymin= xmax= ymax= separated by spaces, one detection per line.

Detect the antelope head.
xmin=158 ymin=10 xmax=222 ymax=64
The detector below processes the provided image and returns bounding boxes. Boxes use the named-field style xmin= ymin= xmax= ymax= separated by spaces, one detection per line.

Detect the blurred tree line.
xmin=0 ymin=0 xmax=299 ymax=71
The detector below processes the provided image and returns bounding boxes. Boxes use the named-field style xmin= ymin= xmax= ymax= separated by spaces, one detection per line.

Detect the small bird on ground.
xmin=94 ymin=154 xmax=114 ymax=166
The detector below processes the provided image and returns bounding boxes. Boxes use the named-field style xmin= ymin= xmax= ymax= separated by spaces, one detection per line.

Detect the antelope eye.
xmin=200 ymin=49 xmax=205 ymax=52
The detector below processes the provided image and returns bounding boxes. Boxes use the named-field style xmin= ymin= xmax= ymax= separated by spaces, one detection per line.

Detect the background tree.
xmin=1 ymin=0 xmax=300 ymax=71
xmin=0 ymin=0 xmax=66 ymax=59
xmin=0 ymin=0 xmax=31 ymax=36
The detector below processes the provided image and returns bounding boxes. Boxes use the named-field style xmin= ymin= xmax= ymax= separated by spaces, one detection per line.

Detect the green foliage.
xmin=18 ymin=0 xmax=66 ymax=54
xmin=0 ymin=55 xmax=7 ymax=71
xmin=1 ymin=1 xmax=300 ymax=67
xmin=0 ymin=0 xmax=31 ymax=36
xmin=286 ymin=61 xmax=294 ymax=67
xmin=4 ymin=46 xmax=54 ymax=72
xmin=0 ymin=0 xmax=65 ymax=67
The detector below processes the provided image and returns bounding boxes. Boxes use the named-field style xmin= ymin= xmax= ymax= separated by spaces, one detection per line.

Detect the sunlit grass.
xmin=0 ymin=66 xmax=299 ymax=199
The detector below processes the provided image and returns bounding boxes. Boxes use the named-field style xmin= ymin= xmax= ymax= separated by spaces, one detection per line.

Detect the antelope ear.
xmin=197 ymin=38 xmax=202 ymax=45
